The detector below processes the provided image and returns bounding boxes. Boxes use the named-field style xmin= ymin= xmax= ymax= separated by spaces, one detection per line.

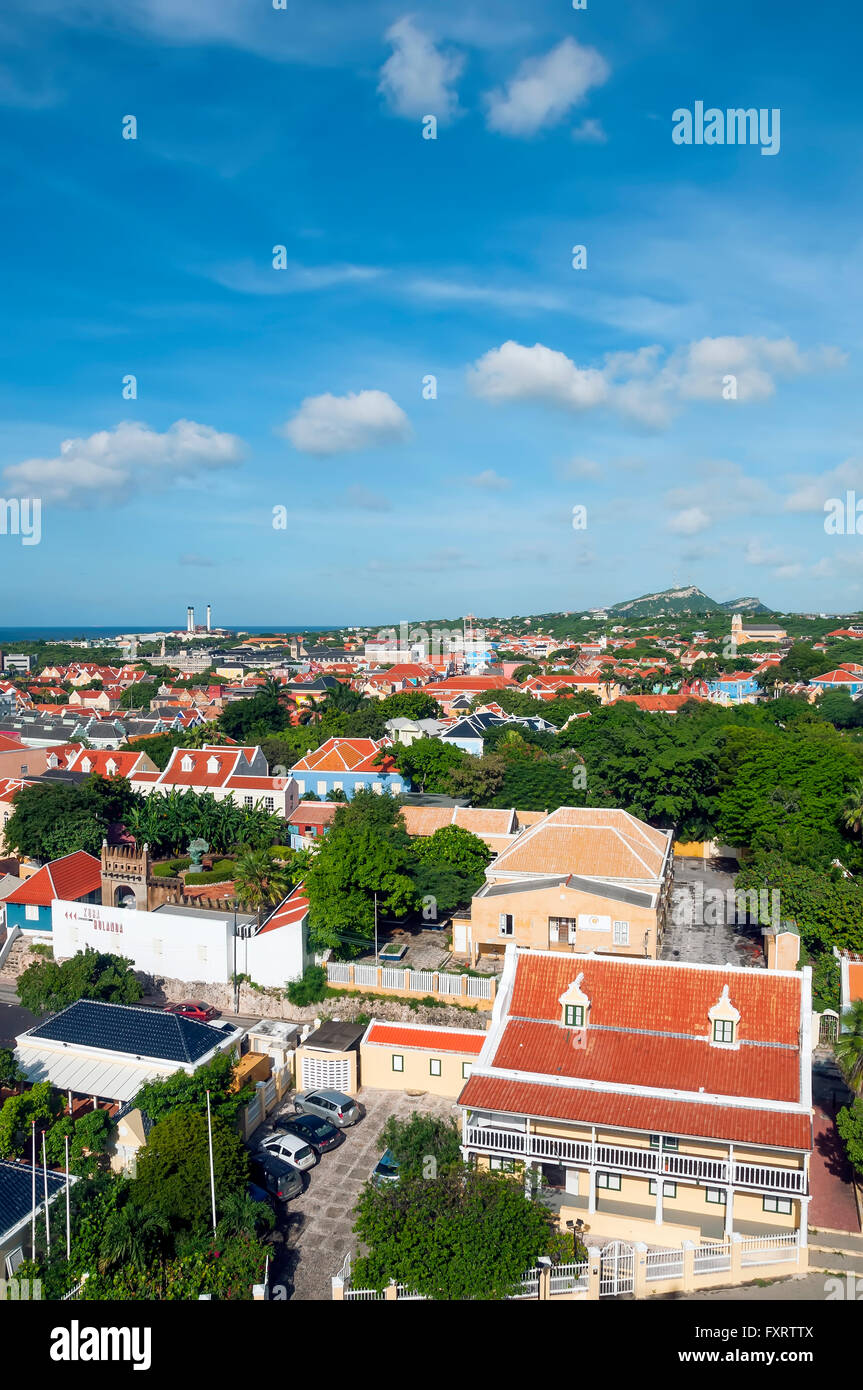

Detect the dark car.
xmin=275 ymin=1113 xmax=345 ymax=1155
xmin=249 ymin=1151 xmax=304 ymax=1202
xmin=246 ymin=1180 xmax=276 ymax=1212
xmin=164 ymin=999 xmax=219 ymax=1023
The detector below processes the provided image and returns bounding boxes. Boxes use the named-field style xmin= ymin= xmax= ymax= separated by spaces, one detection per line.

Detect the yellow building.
xmin=730 ymin=613 xmax=787 ymax=646
xmin=359 ymin=1018 xmax=487 ymax=1099
xmin=456 ymin=806 xmax=673 ymax=965
xmin=459 ymin=946 xmax=812 ymax=1260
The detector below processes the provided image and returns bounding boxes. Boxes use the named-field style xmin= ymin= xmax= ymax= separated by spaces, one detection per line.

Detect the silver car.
xmin=258 ymin=1130 xmax=317 ymax=1171
xmin=293 ymin=1089 xmax=362 ymax=1128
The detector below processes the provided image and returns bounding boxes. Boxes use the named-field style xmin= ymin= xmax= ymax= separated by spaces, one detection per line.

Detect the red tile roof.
xmin=290 ymin=737 xmax=401 ymax=776
xmin=7 ymin=851 xmax=101 ymax=906
xmin=366 ymin=1023 xmax=486 ymax=1055
xmin=491 ymin=1018 xmax=799 ymax=1102
xmin=459 ymin=1075 xmax=811 ymax=1151
xmin=508 ymin=953 xmax=801 ymax=1046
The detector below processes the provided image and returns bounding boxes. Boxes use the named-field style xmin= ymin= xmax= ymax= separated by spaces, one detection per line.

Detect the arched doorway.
xmin=114 ymin=885 xmax=137 ymax=910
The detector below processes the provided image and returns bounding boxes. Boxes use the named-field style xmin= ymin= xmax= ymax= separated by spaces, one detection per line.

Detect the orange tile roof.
xmin=459 ymin=1075 xmax=810 ymax=1151
xmin=489 ymin=806 xmax=668 ymax=880
xmin=508 ymin=953 xmax=801 ymax=1046
xmin=366 ymin=1023 xmax=486 ymax=1055
xmin=491 ymin=1018 xmax=799 ymax=1102
xmin=7 ymin=851 xmax=101 ymax=906
xmin=290 ymin=737 xmax=401 ymax=776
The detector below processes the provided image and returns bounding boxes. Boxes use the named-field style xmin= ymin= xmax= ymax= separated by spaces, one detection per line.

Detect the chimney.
xmin=206 ymin=604 xmax=211 ymax=633
xmin=187 ymin=606 xmax=194 ymax=634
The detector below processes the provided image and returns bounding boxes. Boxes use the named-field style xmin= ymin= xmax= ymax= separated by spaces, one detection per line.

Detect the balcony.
xmin=463 ymin=1125 xmax=807 ymax=1196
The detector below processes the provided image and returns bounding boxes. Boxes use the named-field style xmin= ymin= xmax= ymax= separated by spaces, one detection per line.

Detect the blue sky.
xmin=1 ymin=0 xmax=861 ymax=626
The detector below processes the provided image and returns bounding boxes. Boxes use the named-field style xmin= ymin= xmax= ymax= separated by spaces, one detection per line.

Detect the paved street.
xmin=662 ymin=857 xmax=765 ymax=968
xmin=259 ymin=1086 xmax=459 ymax=1301
xmin=0 ymin=998 xmax=41 ymax=1048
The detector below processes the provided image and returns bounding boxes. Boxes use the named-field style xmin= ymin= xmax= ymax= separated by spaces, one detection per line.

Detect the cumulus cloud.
xmin=468 ymin=341 xmax=609 ymax=411
xmin=378 ymin=17 xmax=464 ymax=121
xmin=464 ymin=469 xmax=511 ymax=491
xmin=281 ymin=389 xmax=411 ymax=455
xmin=667 ymin=506 xmax=711 ymax=536
xmin=467 ymin=335 xmax=843 ymax=429
xmin=784 ymin=457 xmax=863 ymax=512
xmin=3 ymin=419 xmax=244 ymax=504
xmin=485 ymin=38 xmax=609 ymax=137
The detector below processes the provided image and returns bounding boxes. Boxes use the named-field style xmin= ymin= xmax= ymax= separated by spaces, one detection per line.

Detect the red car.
xmin=164 ymin=1000 xmax=219 ymax=1023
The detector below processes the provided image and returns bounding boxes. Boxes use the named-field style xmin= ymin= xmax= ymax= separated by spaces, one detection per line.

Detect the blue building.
xmin=5 ymin=851 xmax=102 ymax=934
xmin=289 ymin=737 xmax=408 ymax=800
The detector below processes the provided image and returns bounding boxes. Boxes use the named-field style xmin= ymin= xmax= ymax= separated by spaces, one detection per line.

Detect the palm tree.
xmin=233 ymin=848 xmax=292 ymax=926
xmin=835 ymin=998 xmax=863 ymax=1093
xmin=216 ymin=1189 xmax=275 ymax=1241
xmin=841 ymin=780 xmax=863 ymax=847
xmin=98 ymin=1204 xmax=170 ymax=1275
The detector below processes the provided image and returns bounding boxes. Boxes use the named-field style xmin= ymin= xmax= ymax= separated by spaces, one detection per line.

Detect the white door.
xmin=453 ymin=922 xmax=467 ymax=953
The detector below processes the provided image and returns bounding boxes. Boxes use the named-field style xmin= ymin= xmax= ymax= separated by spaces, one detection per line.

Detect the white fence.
xmin=645 ymin=1248 xmax=684 ymax=1282
xmin=693 ymin=1242 xmax=731 ymax=1276
xmin=550 ymin=1261 xmax=589 ymax=1294
xmin=740 ymin=1233 xmax=799 ymax=1266
xmin=324 ymin=961 xmax=495 ymax=1004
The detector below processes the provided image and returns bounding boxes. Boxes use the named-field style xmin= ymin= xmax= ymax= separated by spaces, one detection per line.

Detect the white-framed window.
xmin=705 ymin=1187 xmax=726 ymax=1205
xmin=264 ymin=797 xmax=274 ymax=812
xmin=391 ymin=1054 xmax=404 ymax=1072
xmin=498 ymin=913 xmax=514 ymax=937
xmin=372 ymin=781 xmax=383 ymax=793
xmin=490 ymin=1157 xmax=515 ymax=1173
xmin=25 ymin=905 xmax=40 ymax=921
xmin=295 ymin=780 xmax=305 ymax=793
xmin=612 ymin=920 xmax=630 ymax=946
xmin=81 ymin=758 xmax=92 ymax=773
xmin=596 ymin=1173 xmax=622 ymax=1191
xmin=713 ymin=1019 xmax=734 ymax=1044
xmin=316 ymin=780 xmax=328 ymax=796
xmin=549 ymin=916 xmax=577 ymax=944
xmin=649 ymin=1180 xmax=677 ymax=1197
xmin=762 ymin=1195 xmax=793 ymax=1215
xmin=206 ymin=756 xmax=219 ymax=774
xmin=333 ymin=781 xmax=343 ymax=792
xmin=244 ymin=796 xmax=253 ymax=808
xmin=461 ymin=1061 xmax=472 ymax=1079
xmin=181 ymin=754 xmax=193 ymax=772
xmin=429 ymin=1058 xmax=441 ymax=1077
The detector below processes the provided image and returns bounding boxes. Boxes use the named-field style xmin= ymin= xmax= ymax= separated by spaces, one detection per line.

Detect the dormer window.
xmin=707 ymin=983 xmax=740 ymax=1049
xmin=181 ymin=755 xmax=194 ymax=772
xmin=559 ymin=971 xmax=590 ymax=1030
xmin=106 ymin=760 xmax=117 ymax=776
xmin=713 ymin=1019 xmax=734 ymax=1045
xmin=564 ymin=1004 xmax=584 ymax=1027
xmin=81 ymin=758 xmax=92 ymax=773
xmin=206 ymin=756 xmax=219 ymax=774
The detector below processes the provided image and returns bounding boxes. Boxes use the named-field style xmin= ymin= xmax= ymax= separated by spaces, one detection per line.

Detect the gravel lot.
xmin=662 ymin=857 xmax=765 ymax=968
xmin=257 ymin=1086 xmax=460 ymax=1301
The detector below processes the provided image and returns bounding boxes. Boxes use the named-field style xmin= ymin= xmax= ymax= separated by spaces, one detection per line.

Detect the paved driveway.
xmin=258 ymin=1087 xmax=460 ymax=1301
xmin=662 ymin=857 xmax=764 ymax=968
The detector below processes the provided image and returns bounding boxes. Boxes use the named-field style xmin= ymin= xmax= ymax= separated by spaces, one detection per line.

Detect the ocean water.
xmin=0 ymin=624 xmax=335 ymax=642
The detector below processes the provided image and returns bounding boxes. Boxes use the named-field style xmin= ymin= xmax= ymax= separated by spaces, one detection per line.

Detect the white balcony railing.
xmin=463 ymin=1125 xmax=807 ymax=1195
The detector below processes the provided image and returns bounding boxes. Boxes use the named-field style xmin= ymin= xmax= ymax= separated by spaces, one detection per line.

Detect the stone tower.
xmin=101 ymin=841 xmax=150 ymax=910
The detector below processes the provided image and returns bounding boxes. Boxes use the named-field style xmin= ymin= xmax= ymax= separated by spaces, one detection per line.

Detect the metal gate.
xmin=818 ymin=1011 xmax=839 ymax=1047
xmin=599 ymin=1241 xmax=634 ymax=1297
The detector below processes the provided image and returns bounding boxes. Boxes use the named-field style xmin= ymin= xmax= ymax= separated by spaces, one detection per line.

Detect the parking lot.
xmin=661 ymin=856 xmax=765 ymax=968
xmin=257 ymin=1086 xmax=460 ymax=1301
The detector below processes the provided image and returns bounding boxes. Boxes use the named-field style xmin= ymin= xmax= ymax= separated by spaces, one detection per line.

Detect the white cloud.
xmin=468 ymin=340 xmax=609 ymax=410
xmin=378 ymin=17 xmax=464 ymax=121
xmin=464 ymin=469 xmax=511 ymax=491
xmin=3 ymin=419 xmax=243 ymax=504
xmin=485 ymin=37 xmax=609 ymax=137
xmin=466 ymin=335 xmax=843 ymax=429
xmin=744 ymin=539 xmax=792 ymax=567
xmin=667 ymin=506 xmax=711 ymax=536
xmin=784 ymin=457 xmax=863 ymax=512
xmin=209 ymin=260 xmax=381 ymax=295
xmin=571 ymin=117 xmax=607 ymax=144
xmin=281 ymin=390 xmax=411 ymax=455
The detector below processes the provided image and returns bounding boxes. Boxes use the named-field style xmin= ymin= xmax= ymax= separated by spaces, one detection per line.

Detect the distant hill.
xmin=719 ymin=596 xmax=770 ymax=614
xmin=609 ymin=585 xmax=721 ymax=619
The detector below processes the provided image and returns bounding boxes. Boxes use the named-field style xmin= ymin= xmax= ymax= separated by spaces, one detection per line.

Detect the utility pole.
xmin=41 ymin=1131 xmax=51 ymax=1256
xmin=31 ymin=1120 xmax=36 ymax=1257
xmin=374 ymin=891 xmax=378 ymax=966
xmin=206 ymin=1090 xmax=217 ymax=1235
xmin=65 ymin=1134 xmax=71 ymax=1261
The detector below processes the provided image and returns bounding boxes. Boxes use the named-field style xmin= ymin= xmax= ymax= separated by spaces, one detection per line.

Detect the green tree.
xmin=17 ymin=947 xmax=143 ymax=1016
xmin=836 ymin=1099 xmax=863 ymax=1177
xmin=392 ymin=738 xmax=467 ymax=794
xmin=352 ymin=1168 xmax=551 ymax=1300
xmin=132 ymin=1107 xmax=249 ymax=1233
xmin=835 ymin=999 xmax=863 ymax=1092
xmin=0 ymin=1047 xmax=25 ymax=1090
xmin=216 ymin=1188 xmax=275 ymax=1241
xmin=232 ymin=848 xmax=292 ymax=926
xmin=133 ymin=1052 xmax=252 ymax=1128
xmin=377 ymin=1111 xmax=463 ymax=1177
xmin=0 ymin=1082 xmax=61 ymax=1158
xmin=378 ymin=691 xmax=443 ymax=721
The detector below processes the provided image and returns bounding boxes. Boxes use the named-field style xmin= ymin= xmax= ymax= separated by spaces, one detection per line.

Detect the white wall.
xmin=238 ymin=917 xmax=311 ymax=989
xmin=51 ymin=898 xmax=233 ymax=985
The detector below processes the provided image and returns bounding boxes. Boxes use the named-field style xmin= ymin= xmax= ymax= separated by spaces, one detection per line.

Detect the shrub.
xmin=184 ymin=869 xmax=237 ymax=885
xmin=285 ymin=965 xmax=328 ymax=1007
xmin=268 ymin=845 xmax=293 ymax=860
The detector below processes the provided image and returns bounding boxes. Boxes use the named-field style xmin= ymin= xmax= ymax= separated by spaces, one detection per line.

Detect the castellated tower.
xmin=101 ymin=841 xmax=150 ymax=910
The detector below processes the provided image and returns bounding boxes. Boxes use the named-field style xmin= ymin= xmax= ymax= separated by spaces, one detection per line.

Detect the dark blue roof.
xmin=26 ymin=999 xmax=231 ymax=1065
xmin=0 ymin=1160 xmax=65 ymax=1240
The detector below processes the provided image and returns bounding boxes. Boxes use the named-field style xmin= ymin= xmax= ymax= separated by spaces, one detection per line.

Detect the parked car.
xmin=249 ymin=1152 xmax=305 ymax=1201
xmin=371 ymin=1149 xmax=401 ymax=1187
xmin=246 ymin=1180 xmax=277 ymax=1212
xmin=258 ymin=1130 xmax=317 ymax=1171
xmin=292 ymin=1090 xmax=362 ymax=1128
xmin=275 ymin=1113 xmax=345 ymax=1154
xmin=164 ymin=1000 xmax=219 ymax=1023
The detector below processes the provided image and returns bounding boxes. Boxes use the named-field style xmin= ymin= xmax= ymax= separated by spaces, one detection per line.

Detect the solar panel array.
xmin=29 ymin=999 xmax=224 ymax=1064
xmin=0 ymin=1160 xmax=65 ymax=1238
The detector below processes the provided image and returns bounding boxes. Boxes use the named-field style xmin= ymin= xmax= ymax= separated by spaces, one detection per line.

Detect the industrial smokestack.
xmin=187 ymin=605 xmax=194 ymax=634
xmin=206 ymin=604 xmax=211 ymax=633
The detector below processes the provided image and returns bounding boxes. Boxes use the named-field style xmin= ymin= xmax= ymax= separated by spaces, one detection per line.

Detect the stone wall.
xmin=139 ymin=972 xmax=488 ymax=1031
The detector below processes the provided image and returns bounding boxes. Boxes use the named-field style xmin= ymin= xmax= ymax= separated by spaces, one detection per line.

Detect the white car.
xmin=258 ymin=1130 xmax=317 ymax=1171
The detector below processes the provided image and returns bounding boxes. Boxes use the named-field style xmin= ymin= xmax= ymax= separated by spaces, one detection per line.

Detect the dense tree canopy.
xmin=4 ymin=774 xmax=137 ymax=859
xmin=17 ymin=947 xmax=144 ymax=1016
